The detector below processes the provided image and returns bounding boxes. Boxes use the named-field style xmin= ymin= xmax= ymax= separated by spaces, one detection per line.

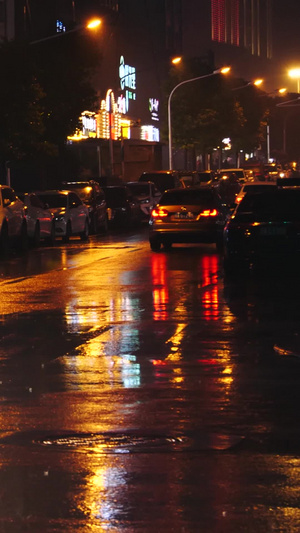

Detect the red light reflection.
xmin=199 ymin=255 xmax=219 ymax=321
xmin=151 ymin=254 xmax=169 ymax=321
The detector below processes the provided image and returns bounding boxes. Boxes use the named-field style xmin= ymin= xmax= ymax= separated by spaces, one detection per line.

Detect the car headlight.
xmin=55 ymin=215 xmax=65 ymax=222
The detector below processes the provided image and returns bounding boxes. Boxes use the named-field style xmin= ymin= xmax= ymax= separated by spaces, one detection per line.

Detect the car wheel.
xmin=163 ymin=241 xmax=172 ymax=251
xmin=150 ymin=238 xmax=161 ymax=252
xmin=62 ymin=221 xmax=72 ymax=243
xmin=32 ymin=222 xmax=41 ymax=248
xmin=0 ymin=222 xmax=9 ymax=256
xmin=80 ymin=219 xmax=89 ymax=241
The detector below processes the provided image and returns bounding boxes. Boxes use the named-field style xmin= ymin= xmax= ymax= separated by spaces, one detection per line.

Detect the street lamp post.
xmin=167 ymin=67 xmax=230 ymax=170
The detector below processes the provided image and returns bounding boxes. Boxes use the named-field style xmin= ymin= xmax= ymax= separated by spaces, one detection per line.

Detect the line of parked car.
xmin=0 ymin=177 xmax=164 ymax=255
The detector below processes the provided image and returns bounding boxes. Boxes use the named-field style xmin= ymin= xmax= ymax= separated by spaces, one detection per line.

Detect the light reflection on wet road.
xmin=0 ymin=228 xmax=300 ymax=531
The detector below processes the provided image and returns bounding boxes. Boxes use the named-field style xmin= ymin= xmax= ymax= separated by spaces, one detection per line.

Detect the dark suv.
xmin=138 ymin=170 xmax=181 ymax=193
xmin=62 ymin=180 xmax=108 ymax=234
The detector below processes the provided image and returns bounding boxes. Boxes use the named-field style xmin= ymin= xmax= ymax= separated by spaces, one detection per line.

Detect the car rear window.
xmin=160 ymin=189 xmax=216 ymax=206
xmin=243 ymin=184 xmax=277 ymax=193
xmin=236 ymin=190 xmax=300 ymax=221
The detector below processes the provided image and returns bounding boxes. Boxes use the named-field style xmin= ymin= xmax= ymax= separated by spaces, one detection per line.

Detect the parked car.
xmin=149 ymin=186 xmax=230 ymax=251
xmin=102 ymin=185 xmax=142 ymax=227
xmin=17 ymin=192 xmax=56 ymax=246
xmin=126 ymin=181 xmax=161 ymax=220
xmin=62 ymin=180 xmax=108 ymax=234
xmin=139 ymin=170 xmax=182 ymax=193
xmin=0 ymin=185 xmax=28 ymax=254
xmin=223 ymin=188 xmax=300 ymax=274
xmin=34 ymin=190 xmax=89 ymax=242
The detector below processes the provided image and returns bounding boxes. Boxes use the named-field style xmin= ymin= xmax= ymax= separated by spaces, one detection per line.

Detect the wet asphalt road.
xmin=0 ymin=226 xmax=300 ymax=532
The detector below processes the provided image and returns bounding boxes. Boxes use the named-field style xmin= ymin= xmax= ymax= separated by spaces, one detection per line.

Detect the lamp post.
xmin=167 ymin=67 xmax=230 ymax=170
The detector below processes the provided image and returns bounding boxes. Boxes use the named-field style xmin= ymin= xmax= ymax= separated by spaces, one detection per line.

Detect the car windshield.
xmin=160 ymin=189 xmax=215 ymax=206
xmin=37 ymin=193 xmax=67 ymax=208
xmin=236 ymin=190 xmax=300 ymax=221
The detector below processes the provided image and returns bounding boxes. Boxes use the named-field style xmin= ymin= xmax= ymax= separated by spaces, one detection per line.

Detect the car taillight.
xmin=151 ymin=208 xmax=169 ymax=218
xmin=199 ymin=208 xmax=218 ymax=217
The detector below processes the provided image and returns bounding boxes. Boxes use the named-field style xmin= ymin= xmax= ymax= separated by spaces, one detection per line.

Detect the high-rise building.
xmin=211 ymin=0 xmax=272 ymax=59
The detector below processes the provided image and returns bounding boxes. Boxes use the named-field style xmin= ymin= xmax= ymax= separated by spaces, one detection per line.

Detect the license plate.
xmin=174 ymin=212 xmax=194 ymax=219
xmin=260 ymin=226 xmax=286 ymax=236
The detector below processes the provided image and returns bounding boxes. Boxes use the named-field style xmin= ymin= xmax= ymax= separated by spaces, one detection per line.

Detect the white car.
xmin=17 ymin=192 xmax=56 ymax=246
xmin=0 ymin=185 xmax=27 ymax=254
xmin=126 ymin=181 xmax=161 ymax=219
xmin=35 ymin=190 xmax=89 ymax=242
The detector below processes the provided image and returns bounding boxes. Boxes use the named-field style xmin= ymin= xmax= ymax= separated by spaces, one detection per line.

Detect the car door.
xmin=30 ymin=193 xmax=52 ymax=237
xmin=2 ymin=188 xmax=24 ymax=237
xmin=68 ymin=192 xmax=86 ymax=233
xmin=95 ymin=187 xmax=107 ymax=225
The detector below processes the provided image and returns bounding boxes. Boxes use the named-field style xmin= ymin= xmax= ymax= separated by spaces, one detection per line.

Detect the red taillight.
xmin=200 ymin=208 xmax=218 ymax=217
xmin=151 ymin=208 xmax=169 ymax=218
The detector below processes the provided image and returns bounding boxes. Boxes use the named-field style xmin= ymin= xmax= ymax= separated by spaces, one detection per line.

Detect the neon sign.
xmin=118 ymin=56 xmax=136 ymax=114
xmin=149 ymin=98 xmax=159 ymax=121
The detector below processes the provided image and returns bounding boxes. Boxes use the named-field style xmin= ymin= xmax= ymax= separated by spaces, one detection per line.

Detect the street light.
xmin=168 ymin=66 xmax=230 ymax=170
xmin=231 ymin=78 xmax=264 ymax=92
xmin=171 ymin=56 xmax=182 ymax=65
xmin=30 ymin=18 xmax=101 ymax=45
xmin=288 ymin=68 xmax=300 ymax=93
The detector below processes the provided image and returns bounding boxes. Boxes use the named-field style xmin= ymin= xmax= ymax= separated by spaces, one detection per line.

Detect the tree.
xmin=0 ymin=31 xmax=101 ymax=185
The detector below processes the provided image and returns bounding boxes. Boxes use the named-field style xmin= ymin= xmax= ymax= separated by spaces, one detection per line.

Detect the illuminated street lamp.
xmin=288 ymin=68 xmax=300 ymax=93
xmin=231 ymin=78 xmax=263 ymax=91
xmin=168 ymin=66 xmax=230 ymax=170
xmin=171 ymin=56 xmax=182 ymax=66
xmin=30 ymin=18 xmax=101 ymax=45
